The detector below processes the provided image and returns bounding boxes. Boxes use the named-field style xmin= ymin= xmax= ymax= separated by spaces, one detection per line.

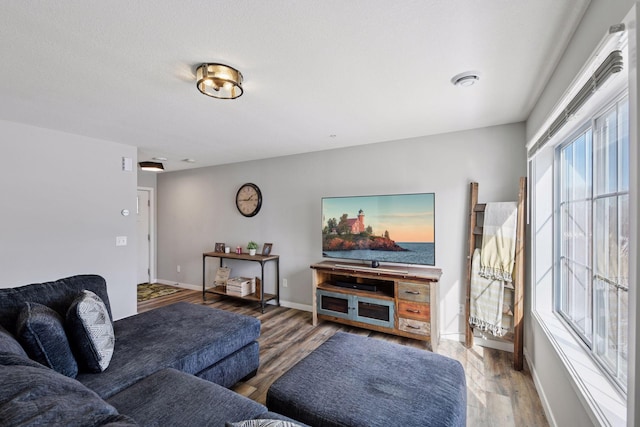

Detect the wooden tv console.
xmin=311 ymin=261 xmax=442 ymax=351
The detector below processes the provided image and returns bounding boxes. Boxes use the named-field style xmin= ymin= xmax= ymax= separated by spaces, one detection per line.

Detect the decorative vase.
xmin=249 ymin=249 xmax=256 ymax=256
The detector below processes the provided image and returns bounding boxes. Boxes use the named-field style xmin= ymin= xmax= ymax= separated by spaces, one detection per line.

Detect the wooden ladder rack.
xmin=464 ymin=178 xmax=526 ymax=371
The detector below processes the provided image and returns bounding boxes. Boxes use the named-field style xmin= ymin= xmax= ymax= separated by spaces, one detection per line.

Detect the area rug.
xmin=137 ymin=283 xmax=181 ymax=302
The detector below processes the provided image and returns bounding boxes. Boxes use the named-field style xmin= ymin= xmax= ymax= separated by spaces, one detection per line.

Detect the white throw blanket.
xmin=479 ymin=201 xmax=518 ymax=282
xmin=469 ymin=248 xmax=505 ymax=337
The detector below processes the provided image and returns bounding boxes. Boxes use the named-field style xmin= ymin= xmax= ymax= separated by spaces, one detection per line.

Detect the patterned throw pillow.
xmin=226 ymin=420 xmax=304 ymax=427
xmin=66 ymin=290 xmax=115 ymax=372
xmin=15 ymin=302 xmax=79 ymax=378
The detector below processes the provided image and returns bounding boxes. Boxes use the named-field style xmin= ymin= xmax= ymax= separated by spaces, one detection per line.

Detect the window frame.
xmin=553 ymin=92 xmax=629 ymax=394
xmin=527 ymin=10 xmax=635 ymax=425
xmin=555 ymin=122 xmax=593 ymax=346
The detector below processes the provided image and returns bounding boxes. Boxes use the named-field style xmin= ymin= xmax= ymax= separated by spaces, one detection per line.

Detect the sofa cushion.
xmin=67 ymin=290 xmax=115 ymax=372
xmin=77 ymin=302 xmax=261 ymax=398
xmin=0 ymin=275 xmax=113 ymax=334
xmin=16 ymin=302 xmax=78 ymax=378
xmin=0 ymin=352 xmax=137 ymax=426
xmin=0 ymin=324 xmax=28 ymax=358
xmin=196 ymin=340 xmax=259 ymax=387
xmin=266 ymin=332 xmax=467 ymax=427
xmin=107 ymin=368 xmax=266 ymax=426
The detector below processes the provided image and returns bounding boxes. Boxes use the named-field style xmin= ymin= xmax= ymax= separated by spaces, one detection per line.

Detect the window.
xmin=556 ymin=95 xmax=629 ymax=391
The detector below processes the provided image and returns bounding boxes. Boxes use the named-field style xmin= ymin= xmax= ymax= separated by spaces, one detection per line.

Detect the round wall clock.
xmin=235 ymin=183 xmax=262 ymax=217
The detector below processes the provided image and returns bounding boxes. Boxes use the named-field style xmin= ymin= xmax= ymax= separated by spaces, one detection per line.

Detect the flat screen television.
xmin=321 ymin=193 xmax=435 ymax=266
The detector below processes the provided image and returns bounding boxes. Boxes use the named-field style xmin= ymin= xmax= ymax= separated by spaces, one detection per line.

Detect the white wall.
xmin=527 ymin=0 xmax=636 ymax=140
xmin=629 ymin=5 xmax=640 ymax=425
xmin=156 ymin=122 xmax=526 ymax=338
xmin=137 ymin=170 xmax=157 ymax=189
xmin=526 ymin=1 xmax=638 ymax=426
xmin=0 ymin=120 xmax=138 ymax=320
xmin=529 ymin=146 xmax=598 ymax=427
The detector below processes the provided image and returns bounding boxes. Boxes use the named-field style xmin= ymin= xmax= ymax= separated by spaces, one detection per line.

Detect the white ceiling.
xmin=0 ymin=1 xmax=588 ymax=171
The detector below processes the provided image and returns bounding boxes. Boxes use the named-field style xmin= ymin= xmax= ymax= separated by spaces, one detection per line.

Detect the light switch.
xmin=122 ymin=157 xmax=133 ymax=171
xmin=116 ymin=236 xmax=127 ymax=246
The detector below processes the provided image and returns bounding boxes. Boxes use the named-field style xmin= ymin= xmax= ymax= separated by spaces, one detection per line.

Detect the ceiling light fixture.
xmin=451 ymin=72 xmax=480 ymax=87
xmin=196 ymin=63 xmax=243 ymax=99
xmin=139 ymin=161 xmax=165 ymax=172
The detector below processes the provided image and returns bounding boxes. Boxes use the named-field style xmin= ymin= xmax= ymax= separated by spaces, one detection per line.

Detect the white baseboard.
xmin=155 ymin=279 xmax=201 ymax=291
xmin=471 ymin=334 xmax=515 ymax=353
xmin=280 ymin=301 xmax=312 ymax=312
xmin=524 ymin=347 xmax=557 ymax=427
xmin=440 ymin=332 xmax=465 ymax=343
xmin=439 ymin=331 xmax=514 ymax=352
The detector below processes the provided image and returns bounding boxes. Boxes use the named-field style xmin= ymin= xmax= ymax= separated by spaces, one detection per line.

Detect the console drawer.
xmin=397 ymin=301 xmax=430 ymax=321
xmin=397 ymin=282 xmax=429 ymax=303
xmin=398 ymin=318 xmax=431 ymax=336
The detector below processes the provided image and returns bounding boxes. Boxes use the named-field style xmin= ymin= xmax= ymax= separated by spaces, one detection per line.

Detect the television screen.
xmin=321 ymin=193 xmax=435 ymax=266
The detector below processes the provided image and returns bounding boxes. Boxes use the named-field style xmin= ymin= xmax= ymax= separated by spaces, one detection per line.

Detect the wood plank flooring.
xmin=138 ymin=287 xmax=549 ymax=427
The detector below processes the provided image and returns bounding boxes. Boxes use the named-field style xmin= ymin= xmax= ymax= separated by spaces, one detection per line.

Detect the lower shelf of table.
xmin=204 ymin=285 xmax=276 ymax=303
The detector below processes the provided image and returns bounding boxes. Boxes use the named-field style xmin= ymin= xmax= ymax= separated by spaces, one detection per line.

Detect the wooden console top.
xmin=310 ymin=261 xmax=441 ymax=282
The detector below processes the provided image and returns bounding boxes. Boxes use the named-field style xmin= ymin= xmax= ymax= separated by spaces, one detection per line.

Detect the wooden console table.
xmin=311 ymin=261 xmax=441 ymax=350
xmin=203 ymin=251 xmax=280 ymax=313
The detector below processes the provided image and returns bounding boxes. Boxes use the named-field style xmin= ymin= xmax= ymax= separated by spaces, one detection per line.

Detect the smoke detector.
xmin=451 ymin=72 xmax=480 ymax=87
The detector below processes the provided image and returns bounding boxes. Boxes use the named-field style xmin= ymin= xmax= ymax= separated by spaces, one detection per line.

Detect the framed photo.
xmin=214 ymin=242 xmax=225 ymax=253
xmin=262 ymin=243 xmax=273 ymax=256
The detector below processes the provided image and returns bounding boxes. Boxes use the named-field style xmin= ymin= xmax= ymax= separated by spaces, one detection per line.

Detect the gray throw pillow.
xmin=15 ymin=302 xmax=78 ymax=378
xmin=0 ymin=324 xmax=28 ymax=358
xmin=66 ymin=290 xmax=115 ymax=372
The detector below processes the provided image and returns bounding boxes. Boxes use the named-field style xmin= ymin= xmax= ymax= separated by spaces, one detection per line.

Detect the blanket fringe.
xmin=478 ymin=266 xmax=513 ymax=283
xmin=469 ymin=316 xmax=505 ymax=337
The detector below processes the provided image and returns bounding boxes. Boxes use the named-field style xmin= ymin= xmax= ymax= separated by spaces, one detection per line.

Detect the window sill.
xmin=533 ymin=308 xmax=626 ymax=426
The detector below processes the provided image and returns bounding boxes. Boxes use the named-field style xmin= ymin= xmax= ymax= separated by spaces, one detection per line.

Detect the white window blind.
xmin=529 ymin=49 xmax=623 ymax=157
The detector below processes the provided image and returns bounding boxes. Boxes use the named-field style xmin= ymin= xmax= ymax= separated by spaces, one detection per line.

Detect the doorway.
xmin=137 ymin=188 xmax=155 ymax=284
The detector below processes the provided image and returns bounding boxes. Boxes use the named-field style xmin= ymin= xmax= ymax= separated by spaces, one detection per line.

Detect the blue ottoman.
xmin=266 ymin=332 xmax=466 ymax=427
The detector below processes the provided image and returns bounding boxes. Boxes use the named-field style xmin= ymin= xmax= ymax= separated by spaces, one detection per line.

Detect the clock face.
xmin=236 ymin=183 xmax=262 ymax=217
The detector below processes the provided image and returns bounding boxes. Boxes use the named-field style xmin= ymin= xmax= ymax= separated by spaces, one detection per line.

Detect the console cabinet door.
xmin=317 ymin=290 xmax=351 ymax=320
xmin=317 ymin=290 xmax=394 ymax=329
xmin=354 ymin=296 xmax=395 ymax=329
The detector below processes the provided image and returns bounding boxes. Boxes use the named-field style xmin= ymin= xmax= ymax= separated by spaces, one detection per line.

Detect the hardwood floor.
xmin=138 ymin=287 xmax=549 ymax=427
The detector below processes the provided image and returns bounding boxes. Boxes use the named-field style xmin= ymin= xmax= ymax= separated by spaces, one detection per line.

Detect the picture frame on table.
xmin=214 ymin=242 xmax=225 ymax=253
xmin=262 ymin=243 xmax=273 ymax=256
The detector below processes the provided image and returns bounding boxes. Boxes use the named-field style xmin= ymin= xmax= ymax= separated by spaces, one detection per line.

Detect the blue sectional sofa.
xmin=0 ymin=275 xmax=304 ymax=426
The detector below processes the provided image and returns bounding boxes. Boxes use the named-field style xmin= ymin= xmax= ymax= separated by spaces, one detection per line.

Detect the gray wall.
xmin=156 ymin=122 xmax=526 ymax=338
xmin=0 ymin=120 xmax=138 ymax=320
xmin=526 ymin=1 xmax=638 ymax=426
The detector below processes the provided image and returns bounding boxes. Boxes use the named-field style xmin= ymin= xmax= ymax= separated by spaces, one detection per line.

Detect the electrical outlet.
xmin=459 ymin=304 xmax=464 ymax=315
xmin=177 ymin=265 xmax=181 ymax=273
xmin=283 ymin=278 xmax=288 ymax=288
